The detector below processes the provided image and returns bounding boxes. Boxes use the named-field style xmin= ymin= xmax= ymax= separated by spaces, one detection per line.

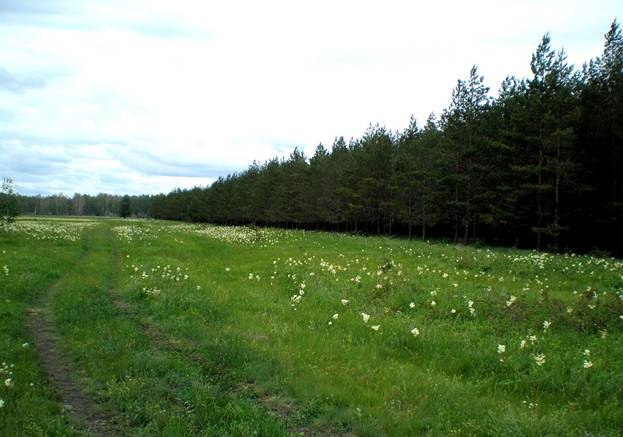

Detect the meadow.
xmin=0 ymin=217 xmax=622 ymax=436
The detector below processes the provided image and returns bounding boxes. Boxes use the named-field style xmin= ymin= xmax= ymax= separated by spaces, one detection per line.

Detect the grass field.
xmin=1 ymin=217 xmax=622 ymax=436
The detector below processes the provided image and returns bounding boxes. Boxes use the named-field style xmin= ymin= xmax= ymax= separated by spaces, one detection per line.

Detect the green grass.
xmin=0 ymin=219 xmax=85 ymax=435
xmin=1 ymin=217 xmax=622 ymax=435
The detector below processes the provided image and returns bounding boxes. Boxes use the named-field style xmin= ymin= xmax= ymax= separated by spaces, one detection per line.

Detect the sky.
xmin=0 ymin=0 xmax=620 ymax=196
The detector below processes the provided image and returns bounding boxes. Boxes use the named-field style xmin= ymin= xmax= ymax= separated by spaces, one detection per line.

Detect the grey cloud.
xmin=0 ymin=142 xmax=69 ymax=181
xmin=0 ymin=109 xmax=14 ymax=121
xmin=111 ymin=145 xmax=235 ymax=178
xmin=0 ymin=1 xmax=63 ymax=15
xmin=0 ymin=138 xmax=224 ymax=195
xmin=99 ymin=173 xmax=132 ymax=185
xmin=0 ymin=130 xmax=127 ymax=149
xmin=0 ymin=1 xmax=211 ymax=39
xmin=1 ymin=152 xmax=109 ymax=196
xmin=129 ymin=21 xmax=212 ymax=39
xmin=0 ymin=68 xmax=46 ymax=93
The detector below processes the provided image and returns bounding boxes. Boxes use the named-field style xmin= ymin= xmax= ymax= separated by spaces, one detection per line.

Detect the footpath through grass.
xmin=2 ymin=219 xmax=290 ymax=436
xmin=49 ymin=225 xmax=288 ymax=435
xmin=1 ymin=217 xmax=622 ymax=436
xmin=0 ymin=218 xmax=85 ymax=435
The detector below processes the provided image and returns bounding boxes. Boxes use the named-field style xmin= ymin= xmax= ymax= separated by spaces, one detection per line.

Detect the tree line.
xmin=16 ymin=22 xmax=623 ymax=255
xmin=18 ymin=192 xmax=155 ymax=218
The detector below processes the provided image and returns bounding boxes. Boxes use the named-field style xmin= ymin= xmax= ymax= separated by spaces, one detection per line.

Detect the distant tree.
xmin=512 ymin=35 xmax=580 ymax=249
xmin=0 ymin=177 xmax=19 ymax=225
xmin=308 ymin=144 xmax=331 ymax=225
xmin=351 ymin=124 xmax=396 ymax=234
xmin=485 ymin=76 xmax=528 ymax=245
xmin=441 ymin=65 xmax=491 ymax=243
xmin=577 ymin=20 xmax=623 ymax=249
xmin=119 ymin=195 xmax=131 ymax=218
xmin=394 ymin=115 xmax=443 ymax=239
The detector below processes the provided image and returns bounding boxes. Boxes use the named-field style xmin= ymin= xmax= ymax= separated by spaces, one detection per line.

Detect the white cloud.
xmin=0 ymin=0 xmax=620 ymax=195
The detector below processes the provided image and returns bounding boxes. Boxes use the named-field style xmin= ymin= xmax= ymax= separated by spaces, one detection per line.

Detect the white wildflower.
xmin=533 ymin=353 xmax=546 ymax=366
xmin=361 ymin=313 xmax=370 ymax=323
xmin=411 ymin=327 xmax=420 ymax=337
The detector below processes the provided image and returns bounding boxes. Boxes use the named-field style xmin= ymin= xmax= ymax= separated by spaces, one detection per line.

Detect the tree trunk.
xmin=455 ymin=147 xmax=460 ymax=242
xmin=422 ymin=203 xmax=427 ymax=240
xmin=554 ymin=128 xmax=561 ymax=248
xmin=536 ymin=122 xmax=544 ymax=250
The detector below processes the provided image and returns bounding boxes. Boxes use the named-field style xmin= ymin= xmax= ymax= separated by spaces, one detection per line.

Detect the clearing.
xmin=0 ymin=217 xmax=622 ymax=436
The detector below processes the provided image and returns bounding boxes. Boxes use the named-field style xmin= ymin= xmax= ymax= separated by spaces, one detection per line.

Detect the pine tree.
xmin=119 ymin=195 xmax=131 ymax=218
xmin=0 ymin=177 xmax=19 ymax=225
xmin=441 ymin=66 xmax=490 ymax=243
xmin=519 ymin=35 xmax=581 ymax=249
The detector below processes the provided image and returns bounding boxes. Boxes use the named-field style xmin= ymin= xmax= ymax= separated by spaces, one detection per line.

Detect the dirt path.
xmin=27 ymin=225 xmax=349 ymax=436
xmin=28 ymin=264 xmax=122 ymax=436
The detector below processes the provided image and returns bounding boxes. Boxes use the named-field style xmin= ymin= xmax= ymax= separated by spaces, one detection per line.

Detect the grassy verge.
xmin=0 ymin=220 xmax=84 ymax=435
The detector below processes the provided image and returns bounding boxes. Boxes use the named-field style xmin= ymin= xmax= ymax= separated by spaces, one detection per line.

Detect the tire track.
xmin=108 ymin=292 xmax=354 ymax=437
xmin=28 ymin=238 xmax=122 ymax=437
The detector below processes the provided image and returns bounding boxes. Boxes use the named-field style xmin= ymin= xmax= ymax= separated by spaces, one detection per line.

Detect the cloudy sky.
xmin=1 ymin=0 xmax=620 ymax=196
